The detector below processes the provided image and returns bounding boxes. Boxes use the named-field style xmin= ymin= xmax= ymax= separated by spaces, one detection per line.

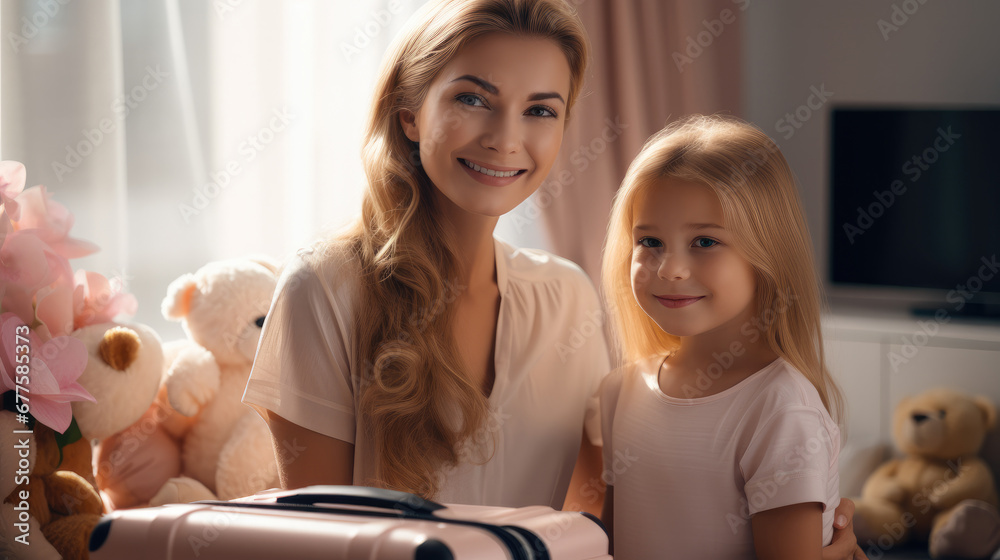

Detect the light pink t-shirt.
xmin=599 ymin=356 xmax=840 ymax=559
xmin=242 ymin=237 xmax=610 ymax=508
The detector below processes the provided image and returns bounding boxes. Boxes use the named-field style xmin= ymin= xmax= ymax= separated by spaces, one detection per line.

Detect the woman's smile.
xmin=458 ymin=157 xmax=528 ymax=186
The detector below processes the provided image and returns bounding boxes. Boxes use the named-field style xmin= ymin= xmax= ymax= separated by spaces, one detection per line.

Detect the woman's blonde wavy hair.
xmin=324 ymin=0 xmax=588 ymax=498
xmin=601 ymin=114 xmax=844 ymax=422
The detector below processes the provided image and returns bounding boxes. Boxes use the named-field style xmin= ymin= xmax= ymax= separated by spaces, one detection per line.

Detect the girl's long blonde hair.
xmin=323 ymin=0 xmax=588 ymax=498
xmin=602 ymin=114 xmax=843 ymax=421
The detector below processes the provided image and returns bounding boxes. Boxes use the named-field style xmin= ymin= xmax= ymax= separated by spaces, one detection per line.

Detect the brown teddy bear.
xmin=4 ymin=415 xmax=104 ymax=560
xmin=3 ymin=322 xmax=164 ymax=559
xmin=854 ymin=388 xmax=1000 ymax=559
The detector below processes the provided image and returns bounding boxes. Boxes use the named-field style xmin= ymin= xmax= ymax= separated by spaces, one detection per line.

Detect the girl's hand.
xmin=824 ymin=498 xmax=868 ymax=560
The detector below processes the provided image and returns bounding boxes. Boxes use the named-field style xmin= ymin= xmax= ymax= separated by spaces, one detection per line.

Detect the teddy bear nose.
xmin=912 ymin=413 xmax=930 ymax=424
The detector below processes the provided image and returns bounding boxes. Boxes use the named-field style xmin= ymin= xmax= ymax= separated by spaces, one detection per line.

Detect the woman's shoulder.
xmin=496 ymin=237 xmax=594 ymax=290
xmin=277 ymin=237 xmax=362 ymax=301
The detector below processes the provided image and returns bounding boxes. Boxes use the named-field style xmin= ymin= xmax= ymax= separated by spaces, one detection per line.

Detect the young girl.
xmin=599 ymin=114 xmax=845 ymax=559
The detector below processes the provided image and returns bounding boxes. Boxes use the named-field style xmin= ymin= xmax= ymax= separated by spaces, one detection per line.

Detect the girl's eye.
xmin=456 ymin=93 xmax=487 ymax=108
xmin=526 ymin=105 xmax=557 ymax=118
xmin=693 ymin=237 xmax=719 ymax=248
xmin=638 ymin=237 xmax=663 ymax=249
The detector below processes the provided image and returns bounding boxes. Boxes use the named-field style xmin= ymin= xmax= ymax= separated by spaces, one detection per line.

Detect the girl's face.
xmin=399 ymin=32 xmax=571 ymax=218
xmin=630 ymin=178 xmax=758 ymax=340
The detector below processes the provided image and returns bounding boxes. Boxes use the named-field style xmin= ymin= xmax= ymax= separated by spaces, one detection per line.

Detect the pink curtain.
xmin=544 ymin=0 xmax=744 ymax=281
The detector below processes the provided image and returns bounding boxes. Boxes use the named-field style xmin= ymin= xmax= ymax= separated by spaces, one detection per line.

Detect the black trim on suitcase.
xmin=89 ymin=517 xmax=112 ymax=552
xmin=579 ymin=512 xmax=610 ymax=539
xmin=414 ymin=538 xmax=455 ymax=560
xmin=271 ymin=485 xmax=445 ymax=515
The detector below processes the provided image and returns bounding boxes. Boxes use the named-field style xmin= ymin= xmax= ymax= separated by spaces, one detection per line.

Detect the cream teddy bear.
xmin=74 ymin=323 xmax=179 ymax=510
xmin=148 ymin=256 xmax=282 ymax=505
xmin=854 ymin=388 xmax=1000 ymax=559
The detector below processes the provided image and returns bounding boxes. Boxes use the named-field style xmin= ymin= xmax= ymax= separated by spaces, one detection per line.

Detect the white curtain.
xmin=1 ymin=0 xmax=428 ymax=339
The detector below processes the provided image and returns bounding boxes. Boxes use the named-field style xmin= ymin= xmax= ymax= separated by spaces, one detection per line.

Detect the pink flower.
xmin=34 ymin=270 xmax=138 ymax=338
xmin=0 ymin=312 xmax=95 ymax=433
xmin=0 ymin=228 xmax=74 ymax=327
xmin=72 ymin=269 xmax=137 ymax=329
xmin=0 ymin=161 xmax=26 ymax=222
xmin=12 ymin=185 xmax=98 ymax=260
xmin=35 ymin=279 xmax=75 ymax=338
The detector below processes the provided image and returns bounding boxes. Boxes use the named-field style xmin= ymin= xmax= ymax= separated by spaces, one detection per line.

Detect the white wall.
xmin=742 ymin=0 xmax=1000 ymax=290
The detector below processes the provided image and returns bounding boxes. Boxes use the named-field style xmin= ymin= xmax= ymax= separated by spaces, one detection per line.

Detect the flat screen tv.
xmin=829 ymin=107 xmax=1000 ymax=317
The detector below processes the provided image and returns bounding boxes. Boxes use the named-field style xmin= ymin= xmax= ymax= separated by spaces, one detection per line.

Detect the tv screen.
xmin=829 ymin=107 xmax=1000 ymax=307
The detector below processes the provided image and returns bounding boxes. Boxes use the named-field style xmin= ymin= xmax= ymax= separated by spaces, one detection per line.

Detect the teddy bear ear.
xmin=162 ymin=273 xmax=198 ymax=320
xmin=974 ymin=396 xmax=997 ymax=431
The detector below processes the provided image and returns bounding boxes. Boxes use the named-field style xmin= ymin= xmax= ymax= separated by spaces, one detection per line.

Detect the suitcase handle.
xmin=274 ymin=485 xmax=445 ymax=515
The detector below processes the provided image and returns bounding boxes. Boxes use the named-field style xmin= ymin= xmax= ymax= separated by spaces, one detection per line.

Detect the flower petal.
xmin=0 ymin=285 xmax=38 ymax=326
xmin=21 ymin=353 xmax=61 ymax=395
xmin=37 ymin=336 xmax=88 ymax=385
xmin=0 ymin=230 xmax=51 ymax=290
xmin=0 ymin=162 xmax=26 ymax=221
xmin=36 ymin=282 xmax=75 ymax=338
xmin=0 ymin=161 xmax=26 ymax=196
xmin=29 ymin=398 xmax=73 ymax=433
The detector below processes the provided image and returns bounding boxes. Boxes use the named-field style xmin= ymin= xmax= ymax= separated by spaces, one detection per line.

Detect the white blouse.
xmin=242 ymin=237 xmax=610 ymax=508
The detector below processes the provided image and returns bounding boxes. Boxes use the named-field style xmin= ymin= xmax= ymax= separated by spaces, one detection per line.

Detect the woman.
xmin=242 ymin=1 xmax=864 ymax=556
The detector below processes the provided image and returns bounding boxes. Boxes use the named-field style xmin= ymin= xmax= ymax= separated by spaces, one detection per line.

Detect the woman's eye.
xmin=694 ymin=237 xmax=719 ymax=248
xmin=456 ymin=93 xmax=486 ymax=107
xmin=526 ymin=105 xmax=557 ymax=118
xmin=638 ymin=237 xmax=662 ymax=249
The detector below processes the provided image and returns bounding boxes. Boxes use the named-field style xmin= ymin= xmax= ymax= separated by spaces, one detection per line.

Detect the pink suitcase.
xmin=88 ymin=486 xmax=611 ymax=559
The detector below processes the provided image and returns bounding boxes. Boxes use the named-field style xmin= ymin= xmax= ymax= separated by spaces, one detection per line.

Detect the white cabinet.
xmin=822 ymin=308 xmax=1000 ymax=497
